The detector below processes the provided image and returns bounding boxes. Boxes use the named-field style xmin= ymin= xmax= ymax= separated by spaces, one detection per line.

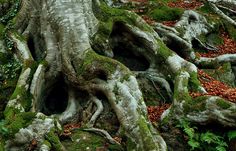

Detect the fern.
xmin=176 ymin=119 xmax=228 ymax=151
xmin=184 ymin=127 xmax=195 ymax=139
xmin=188 ymin=139 xmax=200 ymax=150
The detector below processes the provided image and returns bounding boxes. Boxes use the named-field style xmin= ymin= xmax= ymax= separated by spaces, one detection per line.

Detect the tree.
xmin=0 ymin=0 xmax=236 ymax=150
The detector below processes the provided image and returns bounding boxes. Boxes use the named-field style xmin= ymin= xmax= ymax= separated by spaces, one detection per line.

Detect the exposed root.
xmin=154 ymin=24 xmax=194 ymax=58
xmin=135 ymin=71 xmax=173 ymax=102
xmin=196 ymin=54 xmax=236 ymax=67
xmin=87 ymin=96 xmax=104 ymax=127
xmin=175 ymin=10 xmax=212 ymax=44
xmin=208 ymin=1 xmax=236 ymax=26
xmin=30 ymin=64 xmax=45 ymax=112
xmin=217 ymin=4 xmax=236 ymax=14
xmin=194 ymin=37 xmax=218 ymax=51
xmin=163 ymin=69 xmax=236 ymax=127
xmin=186 ymin=96 xmax=236 ymax=127
xmin=83 ymin=128 xmax=119 ymax=145
xmin=59 ymin=89 xmax=78 ymax=124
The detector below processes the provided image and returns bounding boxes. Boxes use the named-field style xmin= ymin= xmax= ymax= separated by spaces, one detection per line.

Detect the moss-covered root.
xmin=196 ymin=54 xmax=236 ymax=68
xmin=5 ymin=113 xmax=62 ymax=151
xmin=185 ymin=96 xmax=236 ymax=127
xmin=4 ymin=32 xmax=36 ymax=119
xmin=208 ymin=1 xmax=236 ymax=27
xmin=45 ymin=128 xmax=65 ymax=151
xmin=163 ymin=70 xmax=236 ymax=127
xmin=105 ymin=74 xmax=167 ymax=151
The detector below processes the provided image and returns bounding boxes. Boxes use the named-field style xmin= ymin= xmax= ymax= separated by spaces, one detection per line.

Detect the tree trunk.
xmin=1 ymin=0 xmax=236 ymax=151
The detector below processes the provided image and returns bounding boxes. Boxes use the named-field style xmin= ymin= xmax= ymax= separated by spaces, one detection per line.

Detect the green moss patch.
xmin=45 ymin=128 xmax=64 ymax=151
xmin=216 ymin=99 xmax=231 ymax=109
xmin=61 ymin=129 xmax=123 ymax=151
xmin=148 ymin=5 xmax=184 ymax=22
xmin=197 ymin=2 xmax=213 ymax=14
xmin=0 ymin=24 xmax=5 ymax=40
xmin=224 ymin=23 xmax=236 ymax=40
xmin=77 ymin=50 xmax=129 ymax=80
xmin=203 ymin=63 xmax=235 ymax=87
xmin=95 ymin=2 xmax=153 ymax=32
xmin=3 ymin=112 xmax=35 ymax=137
xmin=185 ymin=96 xmax=208 ymax=112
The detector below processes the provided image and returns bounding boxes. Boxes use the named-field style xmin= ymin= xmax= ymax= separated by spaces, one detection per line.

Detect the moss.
xmin=95 ymin=2 xmax=153 ymax=32
xmin=216 ymin=99 xmax=231 ymax=109
xmin=39 ymin=60 xmax=49 ymax=69
xmin=77 ymin=50 xmax=129 ymax=80
xmin=197 ymin=59 xmax=220 ymax=69
xmin=173 ymin=71 xmax=192 ymax=103
xmin=0 ymin=0 xmax=7 ymax=3
xmin=91 ymin=21 xmax=113 ymax=56
xmin=203 ymin=63 xmax=235 ymax=87
xmin=224 ymin=23 xmax=236 ymax=40
xmin=121 ymin=74 xmax=130 ymax=82
xmin=207 ymin=33 xmax=223 ymax=45
xmin=11 ymin=30 xmax=26 ymax=41
xmin=3 ymin=111 xmax=35 ymax=137
xmin=198 ymin=33 xmax=223 ymax=49
xmin=157 ymin=39 xmax=173 ymax=60
xmin=0 ymin=140 xmax=4 ymax=151
xmin=197 ymin=2 xmax=213 ymax=14
xmin=184 ymin=96 xmax=208 ymax=112
xmin=148 ymin=5 xmax=184 ymax=22
xmin=135 ymin=117 xmax=157 ymax=150
xmin=0 ymin=24 xmax=5 ymax=40
xmin=62 ymin=129 xmax=123 ymax=151
xmin=188 ymin=71 xmax=202 ymax=92
xmin=143 ymin=93 xmax=161 ymax=106
xmin=0 ymin=54 xmax=21 ymax=118
xmin=8 ymin=83 xmax=33 ymax=114
xmin=126 ymin=137 xmax=137 ymax=151
xmin=42 ymin=140 xmax=52 ymax=149
xmin=45 ymin=128 xmax=64 ymax=151
xmin=0 ymin=52 xmax=11 ymax=64
xmin=4 ymin=61 xmax=38 ymax=114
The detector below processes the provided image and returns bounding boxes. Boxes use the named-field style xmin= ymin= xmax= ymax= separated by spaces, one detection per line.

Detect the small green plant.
xmin=176 ymin=119 xmax=228 ymax=151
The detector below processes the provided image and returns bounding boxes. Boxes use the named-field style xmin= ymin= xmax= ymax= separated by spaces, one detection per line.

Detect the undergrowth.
xmin=176 ymin=119 xmax=228 ymax=151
